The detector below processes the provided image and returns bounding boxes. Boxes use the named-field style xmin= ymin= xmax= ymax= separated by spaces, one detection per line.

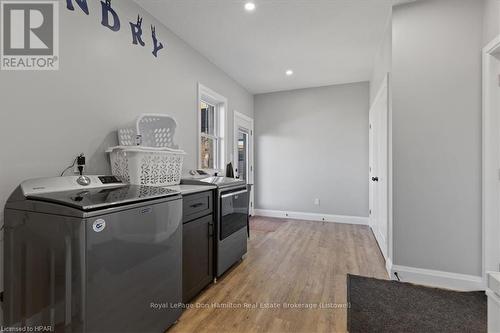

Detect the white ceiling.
xmin=135 ymin=0 xmax=392 ymax=94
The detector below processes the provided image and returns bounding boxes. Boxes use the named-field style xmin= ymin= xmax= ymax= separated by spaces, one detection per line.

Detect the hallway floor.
xmin=169 ymin=217 xmax=388 ymax=333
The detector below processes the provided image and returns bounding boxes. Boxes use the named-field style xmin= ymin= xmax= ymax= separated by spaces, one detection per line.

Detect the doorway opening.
xmin=234 ymin=111 xmax=254 ymax=216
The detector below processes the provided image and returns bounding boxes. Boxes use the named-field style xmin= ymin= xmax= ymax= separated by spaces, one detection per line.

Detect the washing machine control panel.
xmin=21 ymin=176 xmax=126 ymax=196
xmin=98 ymin=176 xmax=122 ymax=184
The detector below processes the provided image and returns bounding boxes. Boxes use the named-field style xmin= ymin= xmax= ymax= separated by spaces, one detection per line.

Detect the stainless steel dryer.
xmin=182 ymin=174 xmax=249 ymax=278
xmin=4 ymin=176 xmax=182 ymax=333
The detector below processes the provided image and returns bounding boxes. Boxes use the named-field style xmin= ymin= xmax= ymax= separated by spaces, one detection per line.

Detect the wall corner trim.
xmin=253 ymin=209 xmax=369 ymax=225
xmin=390 ymin=265 xmax=485 ymax=291
xmin=385 ymin=257 xmax=393 ymax=278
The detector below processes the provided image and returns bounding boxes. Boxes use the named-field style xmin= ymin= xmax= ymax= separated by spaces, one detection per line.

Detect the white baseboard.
xmin=391 ymin=264 xmax=484 ymax=291
xmin=254 ymin=209 xmax=369 ymax=225
xmin=385 ymin=257 xmax=393 ymax=278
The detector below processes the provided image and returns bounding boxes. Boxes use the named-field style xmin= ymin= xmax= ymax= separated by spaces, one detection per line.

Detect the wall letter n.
xmin=66 ymin=0 xmax=89 ymax=15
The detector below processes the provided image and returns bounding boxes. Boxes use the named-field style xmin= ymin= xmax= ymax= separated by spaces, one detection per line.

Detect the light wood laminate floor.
xmin=169 ymin=216 xmax=388 ymax=333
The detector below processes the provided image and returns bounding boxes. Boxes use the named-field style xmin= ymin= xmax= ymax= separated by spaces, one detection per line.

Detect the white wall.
xmin=483 ymin=0 xmax=500 ymax=46
xmin=0 ymin=0 xmax=253 ymax=290
xmin=392 ymin=0 xmax=483 ymax=276
xmin=254 ymin=82 xmax=370 ymax=218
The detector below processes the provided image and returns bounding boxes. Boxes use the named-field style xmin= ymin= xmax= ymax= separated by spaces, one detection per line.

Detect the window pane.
xmin=201 ymin=136 xmax=216 ymax=169
xmin=238 ymin=131 xmax=248 ymax=182
xmin=200 ymin=101 xmax=215 ymax=136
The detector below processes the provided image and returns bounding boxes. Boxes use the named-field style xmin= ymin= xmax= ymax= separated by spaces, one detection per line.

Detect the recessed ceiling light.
xmin=244 ymin=2 xmax=256 ymax=11
xmin=286 ymin=70 xmax=294 ymax=76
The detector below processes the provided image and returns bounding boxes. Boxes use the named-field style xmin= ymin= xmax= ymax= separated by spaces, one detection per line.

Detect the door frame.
xmin=482 ymin=35 xmax=500 ymax=285
xmin=369 ymin=73 xmax=393 ymax=277
xmin=233 ymin=110 xmax=255 ymax=215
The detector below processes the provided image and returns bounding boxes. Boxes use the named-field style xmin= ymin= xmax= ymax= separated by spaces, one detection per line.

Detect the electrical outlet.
xmin=314 ymin=198 xmax=320 ymax=206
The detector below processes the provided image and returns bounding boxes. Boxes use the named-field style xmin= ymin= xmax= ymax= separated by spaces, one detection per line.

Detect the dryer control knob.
xmin=77 ymin=176 xmax=91 ymax=186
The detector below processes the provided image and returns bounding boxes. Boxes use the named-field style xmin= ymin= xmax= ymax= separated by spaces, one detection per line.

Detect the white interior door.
xmin=369 ymin=76 xmax=389 ymax=260
xmin=483 ymin=36 xmax=500 ymax=333
xmin=496 ymin=57 xmax=500 ymax=276
xmin=234 ymin=111 xmax=254 ymax=215
xmin=484 ymin=39 xmax=500 ymax=276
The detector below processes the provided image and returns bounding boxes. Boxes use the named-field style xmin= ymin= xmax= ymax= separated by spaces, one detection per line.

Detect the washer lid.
xmin=27 ymin=185 xmax=179 ymax=211
xmin=182 ymin=176 xmax=246 ymax=189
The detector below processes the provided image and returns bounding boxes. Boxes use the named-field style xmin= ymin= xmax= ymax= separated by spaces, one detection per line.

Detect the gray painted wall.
xmin=254 ymin=82 xmax=369 ymax=217
xmin=392 ymin=0 xmax=483 ymax=276
xmin=0 ymin=0 xmax=253 ymax=289
xmin=483 ymin=0 xmax=500 ymax=46
xmin=370 ymin=12 xmax=392 ymax=104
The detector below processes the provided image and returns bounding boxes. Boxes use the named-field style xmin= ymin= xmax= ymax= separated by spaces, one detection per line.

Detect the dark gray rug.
xmin=347 ymin=274 xmax=487 ymax=333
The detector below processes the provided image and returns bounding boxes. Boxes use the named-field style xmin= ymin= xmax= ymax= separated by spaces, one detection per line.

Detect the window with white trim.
xmin=198 ymin=84 xmax=226 ymax=170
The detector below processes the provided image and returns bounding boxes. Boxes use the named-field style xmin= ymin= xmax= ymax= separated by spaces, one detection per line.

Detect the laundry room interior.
xmin=0 ymin=0 xmax=499 ymax=332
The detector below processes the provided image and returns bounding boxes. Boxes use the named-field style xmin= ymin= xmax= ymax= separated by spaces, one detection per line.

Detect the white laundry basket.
xmin=118 ymin=114 xmax=178 ymax=148
xmin=107 ymin=146 xmax=186 ymax=186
